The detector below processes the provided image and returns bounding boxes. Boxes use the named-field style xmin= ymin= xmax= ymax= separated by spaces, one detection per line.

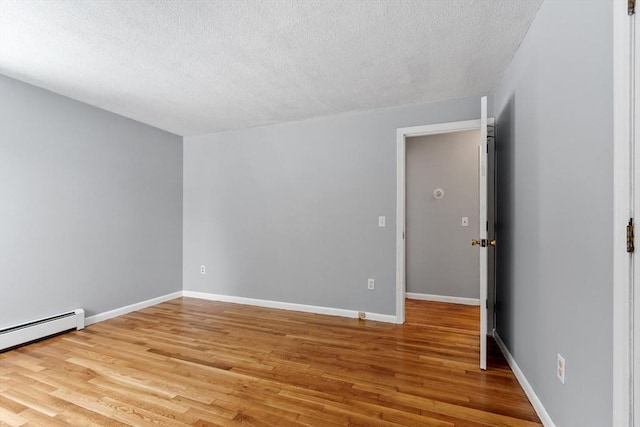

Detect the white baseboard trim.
xmin=406 ymin=292 xmax=480 ymax=306
xmin=85 ymin=291 xmax=183 ymax=326
xmin=182 ymin=291 xmax=398 ymax=324
xmin=494 ymin=332 xmax=556 ymax=427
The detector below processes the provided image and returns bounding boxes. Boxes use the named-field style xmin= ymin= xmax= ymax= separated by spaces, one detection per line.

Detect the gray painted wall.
xmin=406 ymin=131 xmax=479 ymax=298
xmin=493 ymin=0 xmax=612 ymax=425
xmin=0 ymin=75 xmax=183 ymax=327
xmin=184 ymin=96 xmax=492 ymax=315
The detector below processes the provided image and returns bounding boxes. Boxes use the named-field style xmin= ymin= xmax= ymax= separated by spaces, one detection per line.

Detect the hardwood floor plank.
xmin=0 ymin=298 xmax=541 ymax=426
xmin=0 ymin=407 xmax=28 ymax=427
xmin=1 ymin=389 xmax=60 ymax=418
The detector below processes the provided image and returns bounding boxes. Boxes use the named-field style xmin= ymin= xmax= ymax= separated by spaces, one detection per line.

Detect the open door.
xmin=397 ymin=110 xmax=495 ymax=369
xmin=474 ymin=96 xmax=490 ymax=370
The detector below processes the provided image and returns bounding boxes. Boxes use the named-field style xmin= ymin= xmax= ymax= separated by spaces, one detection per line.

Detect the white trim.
xmin=182 ymin=291 xmax=398 ymax=324
xmin=396 ymin=117 xmax=495 ymax=325
xmin=85 ymin=291 xmax=183 ymax=326
xmin=398 ymin=120 xmax=485 ymax=138
xmin=406 ymin=292 xmax=480 ymax=306
xmin=494 ymin=332 xmax=556 ymax=427
xmin=84 ymin=290 xmax=399 ymax=327
xmin=613 ymin=1 xmax=634 ymax=426
xmin=359 ymin=312 xmax=397 ymax=323
xmin=396 ymin=128 xmax=406 ymax=325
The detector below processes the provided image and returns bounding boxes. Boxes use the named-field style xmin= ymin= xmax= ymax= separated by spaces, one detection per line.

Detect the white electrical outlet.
xmin=378 ymin=216 xmax=386 ymax=227
xmin=200 ymin=265 xmax=206 ymax=275
xmin=367 ymin=279 xmax=375 ymax=290
xmin=557 ymin=354 xmax=566 ymax=384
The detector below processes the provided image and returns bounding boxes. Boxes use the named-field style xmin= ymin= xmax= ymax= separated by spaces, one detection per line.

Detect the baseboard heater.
xmin=0 ymin=309 xmax=85 ymax=352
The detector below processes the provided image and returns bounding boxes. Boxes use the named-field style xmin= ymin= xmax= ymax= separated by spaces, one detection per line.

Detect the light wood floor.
xmin=0 ymin=298 xmax=541 ymax=426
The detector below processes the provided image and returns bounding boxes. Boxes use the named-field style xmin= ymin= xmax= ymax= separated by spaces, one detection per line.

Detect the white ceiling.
xmin=0 ymin=0 xmax=542 ymax=136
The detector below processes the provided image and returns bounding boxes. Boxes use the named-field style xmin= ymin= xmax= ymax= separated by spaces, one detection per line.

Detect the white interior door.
xmin=633 ymin=6 xmax=639 ymax=422
xmin=478 ymin=96 xmax=488 ymax=370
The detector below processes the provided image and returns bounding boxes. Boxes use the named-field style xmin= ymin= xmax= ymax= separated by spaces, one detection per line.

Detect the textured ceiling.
xmin=0 ymin=0 xmax=542 ymax=136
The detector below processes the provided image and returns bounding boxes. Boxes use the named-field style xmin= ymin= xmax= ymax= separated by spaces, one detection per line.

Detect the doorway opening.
xmin=396 ymin=105 xmax=495 ymax=369
xmin=404 ymin=130 xmax=481 ymax=307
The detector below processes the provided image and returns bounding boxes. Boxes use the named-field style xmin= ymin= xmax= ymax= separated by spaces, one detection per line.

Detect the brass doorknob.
xmin=472 ymin=239 xmax=495 ymax=247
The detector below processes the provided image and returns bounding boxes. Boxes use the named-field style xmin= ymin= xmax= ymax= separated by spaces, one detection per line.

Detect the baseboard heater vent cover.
xmin=0 ymin=309 xmax=85 ymax=351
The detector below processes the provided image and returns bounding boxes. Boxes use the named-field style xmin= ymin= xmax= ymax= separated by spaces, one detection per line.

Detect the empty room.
xmin=0 ymin=0 xmax=637 ymax=426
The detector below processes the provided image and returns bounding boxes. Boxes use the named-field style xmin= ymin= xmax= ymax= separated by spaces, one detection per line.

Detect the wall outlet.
xmin=557 ymin=353 xmax=566 ymax=384
xmin=378 ymin=216 xmax=386 ymax=227
xmin=367 ymin=279 xmax=375 ymax=290
xmin=200 ymin=265 xmax=206 ymax=275
xmin=358 ymin=311 xmax=366 ymax=320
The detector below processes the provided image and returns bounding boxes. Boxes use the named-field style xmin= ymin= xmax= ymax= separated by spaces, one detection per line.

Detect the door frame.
xmin=395 ymin=118 xmax=494 ymax=324
xmin=612 ymin=0 xmax=637 ymax=425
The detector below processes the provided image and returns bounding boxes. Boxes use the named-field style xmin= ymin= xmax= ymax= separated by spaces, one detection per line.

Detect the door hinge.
xmin=630 ymin=0 xmax=636 ymax=15
xmin=627 ymin=218 xmax=634 ymax=253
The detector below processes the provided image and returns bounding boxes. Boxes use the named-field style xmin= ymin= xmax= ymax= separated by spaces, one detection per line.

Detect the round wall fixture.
xmin=432 ymin=188 xmax=445 ymax=199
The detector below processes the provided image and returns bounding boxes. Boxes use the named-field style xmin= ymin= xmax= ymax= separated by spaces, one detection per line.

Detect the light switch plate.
xmin=461 ymin=217 xmax=469 ymax=227
xmin=557 ymin=354 xmax=566 ymax=384
xmin=378 ymin=216 xmax=386 ymax=227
